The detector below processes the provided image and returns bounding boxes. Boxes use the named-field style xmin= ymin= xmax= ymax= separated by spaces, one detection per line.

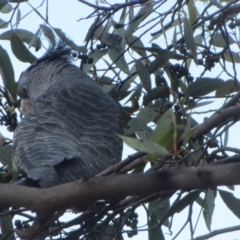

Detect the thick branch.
xmin=2 ymin=162 xmax=240 ymax=213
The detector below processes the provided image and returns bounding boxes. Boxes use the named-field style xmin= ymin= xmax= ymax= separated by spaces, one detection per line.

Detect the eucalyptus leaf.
xmin=0 ymin=19 xmax=8 ymax=29
xmin=215 ymin=79 xmax=240 ymax=96
xmin=0 ymin=3 xmax=12 ymax=13
xmin=108 ymin=46 xmax=129 ymax=74
xmin=119 ymin=135 xmax=169 ymax=156
xmin=185 ymin=77 xmax=224 ymax=98
xmin=165 ymin=190 xmax=200 ymax=218
xmin=148 ymin=214 xmax=165 ymax=240
xmin=219 ymin=189 xmax=240 ymax=219
xmin=125 ymin=107 xmax=159 ymax=135
xmin=212 ymin=32 xmax=235 ymax=48
xmin=150 ymin=108 xmax=175 ymax=151
xmin=10 ymin=33 xmax=37 ymax=63
xmin=0 ymin=29 xmax=41 ymax=49
xmin=135 ymin=60 xmax=151 ymax=92
xmin=0 ymin=45 xmax=17 ymax=100
xmin=223 ymin=50 xmax=240 ymax=63
xmin=184 ymin=17 xmax=197 ymax=63
xmin=203 ymin=189 xmax=216 ymax=232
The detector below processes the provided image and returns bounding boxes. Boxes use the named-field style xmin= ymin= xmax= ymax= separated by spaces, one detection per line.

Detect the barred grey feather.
xmin=12 ymin=48 xmax=123 ymax=188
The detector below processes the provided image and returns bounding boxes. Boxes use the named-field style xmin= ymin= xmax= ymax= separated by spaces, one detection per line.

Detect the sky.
xmin=0 ymin=0 xmax=240 ymax=239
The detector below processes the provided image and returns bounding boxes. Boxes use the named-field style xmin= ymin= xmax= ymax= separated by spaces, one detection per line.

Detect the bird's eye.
xmin=18 ymin=87 xmax=28 ymax=98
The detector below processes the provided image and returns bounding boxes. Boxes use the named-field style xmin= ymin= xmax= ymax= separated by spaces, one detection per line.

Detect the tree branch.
xmin=2 ymin=162 xmax=240 ymax=213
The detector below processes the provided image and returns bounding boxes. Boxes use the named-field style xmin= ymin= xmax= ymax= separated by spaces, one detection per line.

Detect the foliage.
xmin=0 ymin=0 xmax=240 ymax=239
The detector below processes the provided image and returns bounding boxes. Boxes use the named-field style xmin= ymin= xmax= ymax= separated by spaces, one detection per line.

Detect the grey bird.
xmin=12 ymin=43 xmax=123 ymax=188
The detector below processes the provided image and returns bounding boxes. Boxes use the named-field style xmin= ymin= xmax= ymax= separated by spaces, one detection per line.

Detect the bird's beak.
xmin=20 ymin=98 xmax=32 ymax=115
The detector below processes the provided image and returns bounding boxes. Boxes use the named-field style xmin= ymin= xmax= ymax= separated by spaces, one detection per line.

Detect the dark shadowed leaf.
xmin=0 ymin=45 xmax=17 ymax=100
xmin=0 ymin=19 xmax=8 ymax=28
xmin=143 ymin=86 xmax=170 ymax=105
xmin=215 ymin=79 xmax=240 ymax=96
xmin=149 ymin=194 xmax=173 ymax=227
xmin=203 ymin=189 xmax=216 ymax=232
xmin=0 ymin=1 xmax=7 ymax=10
xmin=165 ymin=190 xmax=200 ymax=218
xmin=0 ymin=144 xmax=13 ymax=172
xmin=185 ymin=77 xmax=224 ymax=98
xmin=148 ymin=52 xmax=170 ymax=74
xmin=10 ymin=33 xmax=37 ymax=63
xmin=219 ymin=189 xmax=240 ymax=219
xmin=148 ymin=213 xmax=165 ymax=240
xmin=1 ymin=215 xmax=15 ymax=240
xmin=184 ymin=17 xmax=197 ymax=63
xmin=223 ymin=50 xmax=240 ymax=63
xmin=0 ymin=3 xmax=12 ymax=13
xmin=135 ymin=60 xmax=151 ymax=92
xmin=119 ymin=135 xmax=169 ymax=156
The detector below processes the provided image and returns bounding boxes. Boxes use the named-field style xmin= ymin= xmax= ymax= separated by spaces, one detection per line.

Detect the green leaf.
xmin=219 ymin=189 xmax=240 ymax=219
xmin=203 ymin=189 xmax=216 ymax=232
xmin=212 ymin=32 xmax=235 ymax=48
xmin=185 ymin=77 xmax=224 ymax=98
xmin=135 ymin=60 xmax=151 ymax=92
xmin=0 ymin=19 xmax=8 ymax=29
xmin=148 ymin=214 xmax=165 ymax=240
xmin=143 ymin=86 xmax=170 ymax=105
xmin=0 ymin=45 xmax=17 ymax=100
xmin=150 ymin=109 xmax=175 ymax=151
xmin=148 ymin=51 xmax=170 ymax=74
xmin=0 ymin=3 xmax=12 ymax=13
xmin=0 ymin=145 xmax=13 ymax=172
xmin=184 ymin=17 xmax=197 ymax=63
xmin=10 ymin=33 xmax=37 ymax=63
xmin=165 ymin=190 xmax=200 ymax=218
xmin=0 ymin=29 xmax=41 ymax=49
xmin=125 ymin=107 xmax=159 ymax=135
xmin=149 ymin=194 xmax=173 ymax=228
xmin=0 ymin=2 xmax=8 ymax=10
xmin=215 ymin=79 xmax=240 ymax=96
xmin=119 ymin=135 xmax=169 ymax=156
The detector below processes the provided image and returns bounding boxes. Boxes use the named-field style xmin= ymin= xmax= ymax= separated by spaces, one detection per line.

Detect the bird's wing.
xmin=13 ymin=76 xmax=123 ymax=187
